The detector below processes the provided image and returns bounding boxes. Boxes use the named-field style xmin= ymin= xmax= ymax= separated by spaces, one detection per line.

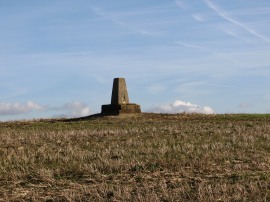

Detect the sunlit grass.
xmin=0 ymin=113 xmax=269 ymax=201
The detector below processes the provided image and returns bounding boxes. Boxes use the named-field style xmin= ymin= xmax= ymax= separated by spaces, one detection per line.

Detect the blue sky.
xmin=1 ymin=0 xmax=270 ymax=120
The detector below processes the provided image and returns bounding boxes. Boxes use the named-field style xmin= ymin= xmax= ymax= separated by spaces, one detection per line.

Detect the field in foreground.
xmin=0 ymin=113 xmax=269 ymax=201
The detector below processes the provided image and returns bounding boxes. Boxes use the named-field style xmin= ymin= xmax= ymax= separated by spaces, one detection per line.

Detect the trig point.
xmin=101 ymin=78 xmax=141 ymax=115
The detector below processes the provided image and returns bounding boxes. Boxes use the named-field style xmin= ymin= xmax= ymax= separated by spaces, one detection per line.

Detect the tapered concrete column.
xmin=101 ymin=78 xmax=141 ymax=115
xmin=111 ymin=78 xmax=130 ymax=104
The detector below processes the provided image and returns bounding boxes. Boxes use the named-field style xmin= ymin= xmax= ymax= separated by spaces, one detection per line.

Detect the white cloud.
xmin=0 ymin=101 xmax=91 ymax=119
xmin=61 ymin=102 xmax=91 ymax=118
xmin=148 ymin=100 xmax=214 ymax=114
xmin=0 ymin=101 xmax=44 ymax=116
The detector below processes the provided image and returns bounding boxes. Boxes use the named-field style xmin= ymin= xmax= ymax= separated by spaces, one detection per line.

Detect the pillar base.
xmin=101 ymin=104 xmax=141 ymax=115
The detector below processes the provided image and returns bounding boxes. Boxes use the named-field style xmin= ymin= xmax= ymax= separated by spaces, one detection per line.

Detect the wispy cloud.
xmin=219 ymin=27 xmax=251 ymax=43
xmin=203 ymin=0 xmax=270 ymax=43
xmin=173 ymin=40 xmax=244 ymax=67
xmin=148 ymin=100 xmax=214 ymax=114
xmin=146 ymin=83 xmax=166 ymax=94
xmin=174 ymin=41 xmax=206 ymax=50
xmin=0 ymin=100 xmax=91 ymax=119
xmin=174 ymin=0 xmax=188 ymax=9
xmin=62 ymin=102 xmax=91 ymax=117
xmin=91 ymin=7 xmax=155 ymax=36
xmin=51 ymin=102 xmax=91 ymax=118
xmin=0 ymin=101 xmax=44 ymax=116
xmin=238 ymin=103 xmax=253 ymax=109
xmin=192 ymin=14 xmax=205 ymax=22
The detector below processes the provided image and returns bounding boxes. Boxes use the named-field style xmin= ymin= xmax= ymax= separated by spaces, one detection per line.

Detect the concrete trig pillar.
xmin=101 ymin=78 xmax=141 ymax=115
xmin=111 ymin=78 xmax=130 ymax=104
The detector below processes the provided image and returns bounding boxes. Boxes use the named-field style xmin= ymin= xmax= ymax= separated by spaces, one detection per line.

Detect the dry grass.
xmin=0 ymin=113 xmax=269 ymax=201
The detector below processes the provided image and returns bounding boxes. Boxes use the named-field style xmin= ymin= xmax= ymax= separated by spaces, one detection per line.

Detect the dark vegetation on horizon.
xmin=0 ymin=113 xmax=269 ymax=201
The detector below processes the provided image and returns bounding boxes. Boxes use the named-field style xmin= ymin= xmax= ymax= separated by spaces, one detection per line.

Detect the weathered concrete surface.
xmin=111 ymin=78 xmax=130 ymax=104
xmin=102 ymin=104 xmax=141 ymax=115
xmin=102 ymin=78 xmax=141 ymax=115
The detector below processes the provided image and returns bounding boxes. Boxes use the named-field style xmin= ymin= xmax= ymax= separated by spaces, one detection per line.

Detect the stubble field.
xmin=0 ymin=113 xmax=269 ymax=201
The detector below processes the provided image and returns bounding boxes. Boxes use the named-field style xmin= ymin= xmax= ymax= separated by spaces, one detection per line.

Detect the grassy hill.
xmin=0 ymin=113 xmax=269 ymax=201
